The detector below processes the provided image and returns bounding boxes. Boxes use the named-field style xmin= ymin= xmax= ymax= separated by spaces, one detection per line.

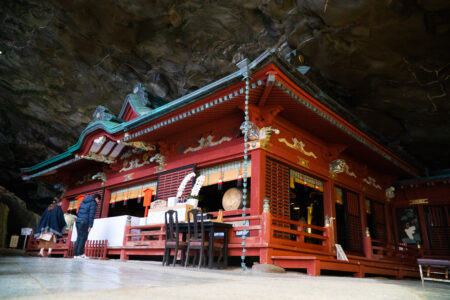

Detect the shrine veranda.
xmin=22 ymin=52 xmax=450 ymax=277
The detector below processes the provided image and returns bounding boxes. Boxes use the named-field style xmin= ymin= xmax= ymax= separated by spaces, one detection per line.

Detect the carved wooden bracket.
xmin=322 ymin=144 xmax=347 ymax=163
xmin=238 ymin=104 xmax=283 ymax=128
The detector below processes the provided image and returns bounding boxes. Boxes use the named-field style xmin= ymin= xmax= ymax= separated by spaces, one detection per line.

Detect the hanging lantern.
xmin=314 ymin=181 xmax=319 ymax=190
xmin=237 ymin=161 xmax=243 ymax=187
xmin=111 ymin=201 xmax=115 ymax=208
xmin=137 ymin=187 xmax=142 ymax=204
xmin=123 ymin=192 xmax=128 ymax=206
xmin=218 ymin=165 xmax=223 ymax=190
xmin=237 ymin=175 xmax=242 ymax=187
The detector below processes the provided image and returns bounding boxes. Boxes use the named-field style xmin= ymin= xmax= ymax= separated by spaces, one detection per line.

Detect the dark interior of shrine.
xmin=108 ymin=197 xmax=151 ymax=218
xmin=198 ymin=180 xmax=250 ymax=214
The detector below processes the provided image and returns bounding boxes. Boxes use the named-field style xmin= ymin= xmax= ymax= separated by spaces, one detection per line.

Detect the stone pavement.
xmin=1 ymin=255 xmax=449 ymax=300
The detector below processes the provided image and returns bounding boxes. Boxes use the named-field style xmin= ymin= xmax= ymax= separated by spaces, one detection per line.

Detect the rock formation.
xmin=0 ymin=0 xmax=449 ymax=213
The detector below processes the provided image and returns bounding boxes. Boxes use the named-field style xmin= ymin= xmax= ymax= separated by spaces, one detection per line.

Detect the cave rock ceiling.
xmin=1 ymin=0 xmax=449 ymax=203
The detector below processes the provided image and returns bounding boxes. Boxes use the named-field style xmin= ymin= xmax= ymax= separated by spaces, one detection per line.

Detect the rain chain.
xmin=241 ymin=75 xmax=250 ymax=271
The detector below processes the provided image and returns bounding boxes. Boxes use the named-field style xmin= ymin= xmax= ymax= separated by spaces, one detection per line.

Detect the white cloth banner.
xmin=71 ymin=215 xmax=141 ymax=247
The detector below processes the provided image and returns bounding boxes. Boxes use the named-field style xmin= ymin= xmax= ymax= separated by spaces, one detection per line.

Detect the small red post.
xmin=363 ymin=228 xmax=373 ymax=259
xmin=323 ymin=226 xmax=333 ymax=253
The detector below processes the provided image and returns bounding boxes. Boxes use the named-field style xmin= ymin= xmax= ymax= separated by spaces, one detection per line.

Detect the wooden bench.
xmin=417 ymin=258 xmax=450 ymax=287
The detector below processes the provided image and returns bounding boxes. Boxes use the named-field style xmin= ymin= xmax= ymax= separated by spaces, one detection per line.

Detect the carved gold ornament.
xmin=363 ymin=176 xmax=381 ymax=189
xmin=118 ymin=140 xmax=156 ymax=152
xmin=78 ymin=152 xmax=115 ymax=164
xmin=329 ymin=159 xmax=356 ymax=178
xmin=278 ymin=137 xmax=317 ymax=159
xmin=184 ymin=135 xmax=232 ymax=154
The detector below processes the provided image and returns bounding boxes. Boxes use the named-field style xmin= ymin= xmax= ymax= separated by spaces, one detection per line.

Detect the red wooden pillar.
xmin=360 ymin=192 xmax=372 ymax=258
xmin=384 ymin=201 xmax=394 ymax=244
xmin=417 ymin=205 xmax=430 ymax=253
xmin=100 ymin=189 xmax=111 ymax=218
xmin=323 ymin=180 xmax=336 ymax=250
xmin=250 ymin=149 xmax=266 ymax=215
xmin=391 ymin=204 xmax=400 ymax=245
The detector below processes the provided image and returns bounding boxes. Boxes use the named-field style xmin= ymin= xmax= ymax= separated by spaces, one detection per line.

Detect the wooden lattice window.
xmin=426 ymin=205 xmax=450 ymax=255
xmin=70 ymin=188 xmax=105 ymax=219
xmin=373 ymin=201 xmax=387 ymax=241
xmin=156 ymin=165 xmax=196 ymax=201
xmin=346 ymin=191 xmax=363 ymax=254
xmin=265 ymin=157 xmax=290 ymax=219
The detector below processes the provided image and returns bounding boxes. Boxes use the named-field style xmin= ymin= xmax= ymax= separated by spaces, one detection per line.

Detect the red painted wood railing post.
xmin=260 ymin=212 xmax=273 ymax=264
xmin=363 ymin=229 xmax=373 ymax=259
xmin=262 ymin=212 xmax=272 ymax=245
xmin=103 ymin=240 xmax=108 ymax=259
xmin=323 ymin=226 xmax=333 ymax=253
xmin=297 ymin=223 xmax=304 ymax=243
xmin=120 ymin=226 xmax=130 ymax=260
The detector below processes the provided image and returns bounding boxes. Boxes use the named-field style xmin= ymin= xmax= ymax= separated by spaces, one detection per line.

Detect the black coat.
xmin=34 ymin=205 xmax=66 ymax=238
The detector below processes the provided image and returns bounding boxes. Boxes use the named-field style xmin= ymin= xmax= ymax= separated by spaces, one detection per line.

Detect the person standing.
xmin=34 ymin=197 xmax=66 ymax=257
xmin=74 ymin=194 xmax=100 ymax=259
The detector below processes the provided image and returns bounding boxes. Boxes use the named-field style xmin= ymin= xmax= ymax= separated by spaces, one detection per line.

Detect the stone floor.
xmin=1 ymin=254 xmax=449 ymax=300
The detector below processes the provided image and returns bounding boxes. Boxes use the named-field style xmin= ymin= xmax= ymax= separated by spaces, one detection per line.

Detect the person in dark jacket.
xmin=34 ymin=197 xmax=66 ymax=257
xmin=74 ymin=194 xmax=101 ymax=258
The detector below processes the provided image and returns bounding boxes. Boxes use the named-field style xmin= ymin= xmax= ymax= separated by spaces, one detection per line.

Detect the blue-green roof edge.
xmin=21 ymin=49 xmax=275 ymax=175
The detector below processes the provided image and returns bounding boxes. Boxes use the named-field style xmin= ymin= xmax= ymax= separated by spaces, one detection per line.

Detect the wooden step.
xmin=271 ymin=255 xmax=419 ymax=278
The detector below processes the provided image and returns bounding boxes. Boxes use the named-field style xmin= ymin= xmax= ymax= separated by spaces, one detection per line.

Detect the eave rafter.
xmin=257 ymin=71 xmax=276 ymax=107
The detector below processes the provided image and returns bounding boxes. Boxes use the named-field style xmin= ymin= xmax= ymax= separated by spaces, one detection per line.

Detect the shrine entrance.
xmin=289 ymin=170 xmax=324 ymax=242
xmin=335 ymin=187 xmax=364 ymax=256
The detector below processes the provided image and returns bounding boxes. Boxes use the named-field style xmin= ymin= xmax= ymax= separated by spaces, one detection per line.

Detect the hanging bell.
xmin=123 ymin=198 xmax=127 ymax=206
xmin=137 ymin=195 xmax=142 ymax=204
xmin=111 ymin=201 xmax=115 ymax=208
xmin=237 ymin=175 xmax=242 ymax=187
xmin=218 ymin=179 xmax=223 ymax=190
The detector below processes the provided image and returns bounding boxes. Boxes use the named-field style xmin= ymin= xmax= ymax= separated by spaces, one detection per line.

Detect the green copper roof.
xmin=21 ymin=120 xmax=125 ymax=173
xmin=22 ymin=51 xmax=275 ymax=176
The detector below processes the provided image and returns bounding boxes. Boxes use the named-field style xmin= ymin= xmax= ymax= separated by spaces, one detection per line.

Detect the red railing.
xmin=85 ymin=240 xmax=108 ymax=259
xmin=123 ymin=224 xmax=166 ymax=247
xmin=370 ymin=239 xmax=423 ymax=260
xmin=222 ymin=214 xmax=264 ymax=246
xmin=269 ymin=215 xmax=332 ymax=253
xmin=119 ymin=212 xmax=332 ymax=259
xmin=26 ymin=231 xmax=74 ymax=257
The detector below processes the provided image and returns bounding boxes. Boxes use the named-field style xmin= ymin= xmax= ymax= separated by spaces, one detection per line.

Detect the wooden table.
xmin=178 ymin=221 xmax=232 ymax=269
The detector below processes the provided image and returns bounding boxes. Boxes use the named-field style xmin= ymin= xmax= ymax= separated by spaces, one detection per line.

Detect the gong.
xmin=222 ymin=187 xmax=243 ymax=211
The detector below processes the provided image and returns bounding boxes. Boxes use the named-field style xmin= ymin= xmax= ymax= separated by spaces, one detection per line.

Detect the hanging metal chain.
xmin=241 ymin=76 xmax=250 ymax=271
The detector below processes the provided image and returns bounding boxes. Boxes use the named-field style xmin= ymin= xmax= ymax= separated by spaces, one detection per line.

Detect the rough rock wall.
xmin=0 ymin=0 xmax=449 ymax=211
xmin=0 ymin=186 xmax=40 ymax=247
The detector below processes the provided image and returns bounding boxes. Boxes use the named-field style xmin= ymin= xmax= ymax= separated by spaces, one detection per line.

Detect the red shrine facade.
xmin=22 ymin=51 xmax=449 ymax=277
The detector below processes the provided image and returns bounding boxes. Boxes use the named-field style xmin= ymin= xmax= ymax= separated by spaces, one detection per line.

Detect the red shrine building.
xmin=22 ymin=51 xmax=450 ymax=277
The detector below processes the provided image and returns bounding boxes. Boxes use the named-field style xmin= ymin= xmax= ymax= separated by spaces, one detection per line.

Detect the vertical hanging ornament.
xmin=237 ymin=58 xmax=251 ymax=271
